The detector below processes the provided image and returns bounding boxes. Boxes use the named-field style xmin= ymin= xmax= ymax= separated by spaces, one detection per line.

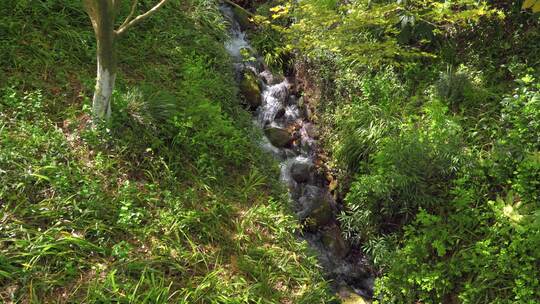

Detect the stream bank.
xmin=221 ymin=5 xmax=374 ymax=302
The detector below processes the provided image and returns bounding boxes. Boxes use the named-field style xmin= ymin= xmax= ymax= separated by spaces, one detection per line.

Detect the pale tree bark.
xmin=83 ymin=0 xmax=169 ymax=121
xmin=84 ymin=0 xmax=117 ymax=120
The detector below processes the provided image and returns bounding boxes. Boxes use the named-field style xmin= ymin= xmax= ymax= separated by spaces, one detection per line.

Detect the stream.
xmin=221 ymin=5 xmax=374 ymax=301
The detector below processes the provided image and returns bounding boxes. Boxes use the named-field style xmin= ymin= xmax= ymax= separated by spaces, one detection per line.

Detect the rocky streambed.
xmin=221 ymin=5 xmax=374 ymax=302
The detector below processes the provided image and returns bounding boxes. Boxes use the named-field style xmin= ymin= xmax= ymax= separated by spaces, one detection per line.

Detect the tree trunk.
xmin=88 ymin=0 xmax=117 ymax=120
xmin=84 ymin=0 xmax=169 ymax=121
xmin=93 ymin=46 xmax=116 ymax=120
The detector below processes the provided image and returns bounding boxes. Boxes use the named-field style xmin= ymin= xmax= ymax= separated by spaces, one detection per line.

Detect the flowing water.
xmin=221 ymin=5 xmax=374 ymax=300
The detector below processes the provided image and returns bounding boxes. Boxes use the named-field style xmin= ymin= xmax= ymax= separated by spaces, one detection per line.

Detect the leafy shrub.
xmin=513 ymin=153 xmax=540 ymax=204
xmin=374 ymin=80 xmax=540 ymax=303
xmin=329 ymin=68 xmax=406 ymax=173
xmin=436 ymin=66 xmax=473 ymax=108
xmin=251 ymin=25 xmax=291 ymax=71
xmin=0 ymin=87 xmax=45 ymax=120
xmin=332 ymin=102 xmax=396 ymax=174
xmin=435 ymin=65 xmax=494 ymax=113
xmin=376 ymin=186 xmax=540 ymax=303
xmin=288 ymin=0 xmax=498 ymax=67
xmin=489 ymin=77 xmax=540 ymax=187
xmin=340 ymin=101 xmax=464 ymax=244
xmin=114 ymin=87 xmax=178 ymax=128
xmin=500 ymin=77 xmax=540 ymax=152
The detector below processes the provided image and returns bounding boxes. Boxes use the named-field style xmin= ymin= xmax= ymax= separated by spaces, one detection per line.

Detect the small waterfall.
xmin=221 ymin=5 xmax=374 ymax=300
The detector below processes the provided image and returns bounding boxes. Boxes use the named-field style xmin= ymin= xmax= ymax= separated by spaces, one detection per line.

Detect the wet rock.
xmin=254 ymin=57 xmax=266 ymax=71
xmin=299 ymin=188 xmax=334 ymax=229
xmin=296 ymin=196 xmax=311 ymax=218
xmin=301 ymin=184 xmax=323 ymax=201
xmin=338 ymin=286 xmax=370 ymax=304
xmin=296 ymin=185 xmax=322 ymax=220
xmin=304 ymin=123 xmax=319 ymax=139
xmin=306 ymin=199 xmax=334 ymax=228
xmin=289 ymin=183 xmax=303 ymax=201
xmin=240 ymin=70 xmax=261 ymax=109
xmin=321 ymin=225 xmax=350 ymax=259
xmin=298 ymin=137 xmax=317 ymax=154
xmin=264 ymin=126 xmax=290 ymax=147
xmin=259 ymin=70 xmax=273 ymax=85
xmin=232 ymin=6 xmax=253 ymax=30
xmin=290 ymin=159 xmax=313 ymax=183
xmin=330 ymin=263 xmax=366 ymax=282
xmin=284 ymin=149 xmax=296 ymax=159
xmin=274 ymin=107 xmax=286 ymax=119
xmin=287 ymin=95 xmax=296 ymax=105
xmin=297 ymin=97 xmax=308 ymax=117
xmin=260 ymin=70 xmax=282 ymax=85
xmin=359 ymin=277 xmax=375 ymax=297
xmin=287 ymin=77 xmax=298 ymax=94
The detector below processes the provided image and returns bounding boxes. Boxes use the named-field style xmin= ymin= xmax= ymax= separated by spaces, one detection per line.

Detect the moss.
xmin=240 ymin=70 xmax=262 ymax=109
xmin=232 ymin=5 xmax=254 ymax=30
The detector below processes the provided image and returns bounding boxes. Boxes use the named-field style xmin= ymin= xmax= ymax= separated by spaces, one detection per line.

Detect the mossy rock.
xmin=321 ymin=225 xmax=350 ymax=259
xmin=305 ymin=197 xmax=334 ymax=229
xmin=338 ymin=286 xmax=370 ymax=304
xmin=264 ymin=126 xmax=291 ymax=147
xmin=240 ymin=70 xmax=261 ymax=109
xmin=232 ymin=6 xmax=254 ymax=30
xmin=290 ymin=160 xmax=313 ymax=183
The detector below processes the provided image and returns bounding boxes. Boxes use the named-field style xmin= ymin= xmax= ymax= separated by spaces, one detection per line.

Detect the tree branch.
xmin=222 ymin=0 xmax=256 ymax=17
xmin=115 ymin=0 xmax=169 ymax=36
xmin=119 ymin=0 xmax=139 ymax=31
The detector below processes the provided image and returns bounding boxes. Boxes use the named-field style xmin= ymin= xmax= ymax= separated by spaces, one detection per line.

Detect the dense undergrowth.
xmin=0 ymin=1 xmax=335 ymax=302
xmin=246 ymin=0 xmax=540 ymax=303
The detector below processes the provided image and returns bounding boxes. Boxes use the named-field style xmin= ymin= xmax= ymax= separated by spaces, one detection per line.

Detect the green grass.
xmin=0 ymin=0 xmax=334 ymax=302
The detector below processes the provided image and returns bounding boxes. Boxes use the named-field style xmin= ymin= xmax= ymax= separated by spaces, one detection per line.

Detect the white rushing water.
xmin=221 ymin=5 xmax=374 ymax=300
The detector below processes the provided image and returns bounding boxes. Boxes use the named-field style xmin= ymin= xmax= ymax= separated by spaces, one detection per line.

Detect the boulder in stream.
xmin=240 ymin=70 xmax=261 ymax=109
xmin=274 ymin=107 xmax=286 ymax=120
xmin=264 ymin=126 xmax=291 ymax=147
xmin=287 ymin=95 xmax=296 ymax=105
xmin=305 ymin=191 xmax=335 ymax=231
xmin=299 ymin=187 xmax=334 ymax=229
xmin=296 ymin=185 xmax=319 ymax=215
xmin=306 ymin=199 xmax=334 ymax=229
xmin=338 ymin=286 xmax=369 ymax=304
xmin=297 ymin=186 xmax=329 ymax=222
xmin=304 ymin=123 xmax=319 ymax=139
xmin=321 ymin=225 xmax=350 ymax=259
xmin=260 ymin=70 xmax=283 ymax=85
xmin=290 ymin=159 xmax=313 ymax=183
